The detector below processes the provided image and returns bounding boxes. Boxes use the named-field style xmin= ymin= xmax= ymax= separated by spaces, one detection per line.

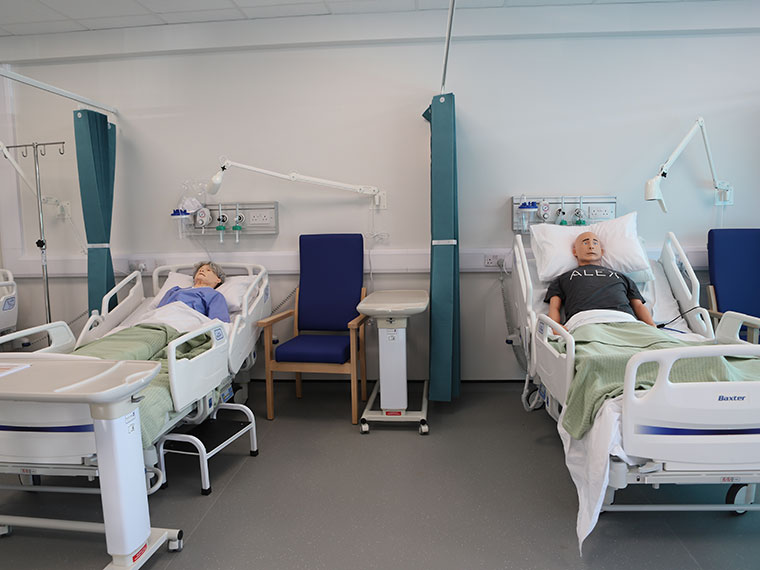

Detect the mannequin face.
xmin=193 ymin=264 xmax=222 ymax=288
xmin=573 ymin=232 xmax=603 ymax=266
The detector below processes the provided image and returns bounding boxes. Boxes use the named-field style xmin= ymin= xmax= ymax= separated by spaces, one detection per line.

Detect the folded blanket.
xmin=74 ymin=323 xmax=213 ymax=447
xmin=557 ymin=322 xmax=760 ymax=439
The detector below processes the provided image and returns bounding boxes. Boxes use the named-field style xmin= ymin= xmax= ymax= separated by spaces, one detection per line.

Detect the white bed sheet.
xmin=555 ymin=324 xmax=710 ymax=553
xmin=107 ymin=300 xmax=232 ymax=337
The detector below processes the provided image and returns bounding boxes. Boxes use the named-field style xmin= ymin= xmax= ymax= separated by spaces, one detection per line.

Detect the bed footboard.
xmin=622 ymin=343 xmax=760 ymax=468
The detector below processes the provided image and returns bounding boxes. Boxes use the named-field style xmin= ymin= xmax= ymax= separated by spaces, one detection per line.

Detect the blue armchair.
xmin=707 ymin=228 xmax=760 ymax=341
xmin=257 ymin=234 xmax=368 ymax=423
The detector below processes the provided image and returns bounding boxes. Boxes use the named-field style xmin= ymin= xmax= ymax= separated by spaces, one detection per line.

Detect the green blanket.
xmin=74 ymin=324 xmax=213 ymax=447
xmin=557 ymin=322 xmax=760 ymax=440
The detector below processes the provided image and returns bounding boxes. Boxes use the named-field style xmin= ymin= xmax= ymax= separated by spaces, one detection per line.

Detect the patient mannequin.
xmin=157 ymin=261 xmax=230 ymax=322
xmin=544 ymin=231 xmax=654 ymax=329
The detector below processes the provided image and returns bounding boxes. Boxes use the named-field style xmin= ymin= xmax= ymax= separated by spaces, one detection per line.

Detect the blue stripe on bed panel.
xmin=0 ymin=424 xmax=95 ymax=433
xmin=636 ymin=425 xmax=760 ymax=436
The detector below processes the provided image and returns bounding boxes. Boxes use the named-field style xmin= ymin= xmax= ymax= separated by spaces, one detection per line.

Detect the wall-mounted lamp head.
xmin=644 ymin=174 xmax=668 ymax=213
xmin=207 ymin=164 xmax=225 ymax=195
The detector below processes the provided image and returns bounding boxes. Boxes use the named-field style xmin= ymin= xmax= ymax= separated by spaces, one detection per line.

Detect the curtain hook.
xmin=21 ymin=147 xmax=27 ymax=158
xmin=59 ymin=142 xmax=65 ymax=155
xmin=39 ymin=145 xmax=46 ymax=157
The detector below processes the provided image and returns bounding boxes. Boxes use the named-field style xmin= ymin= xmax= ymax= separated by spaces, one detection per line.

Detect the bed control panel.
xmin=512 ymin=195 xmax=616 ymax=233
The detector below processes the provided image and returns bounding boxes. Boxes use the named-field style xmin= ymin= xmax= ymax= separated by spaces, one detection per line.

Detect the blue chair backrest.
xmin=297 ymin=234 xmax=364 ymax=331
xmin=708 ymin=228 xmax=760 ymax=316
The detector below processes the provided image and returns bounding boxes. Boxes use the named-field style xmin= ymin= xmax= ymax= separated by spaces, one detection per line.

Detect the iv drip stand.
xmin=4 ymin=140 xmax=65 ymax=324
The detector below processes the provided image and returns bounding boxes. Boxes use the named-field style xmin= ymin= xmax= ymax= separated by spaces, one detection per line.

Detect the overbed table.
xmin=0 ymin=353 xmax=183 ymax=569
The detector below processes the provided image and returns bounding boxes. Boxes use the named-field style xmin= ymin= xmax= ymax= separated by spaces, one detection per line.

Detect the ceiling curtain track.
xmin=73 ymin=110 xmax=117 ymax=314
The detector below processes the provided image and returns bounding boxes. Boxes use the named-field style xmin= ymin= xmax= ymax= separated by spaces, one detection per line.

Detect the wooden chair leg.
xmin=265 ymin=366 xmax=275 ymax=421
xmin=295 ymin=372 xmax=303 ymax=398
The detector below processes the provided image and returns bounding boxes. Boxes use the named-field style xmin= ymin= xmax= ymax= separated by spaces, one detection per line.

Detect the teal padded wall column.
xmin=73 ymin=110 xmax=116 ymax=314
xmin=423 ymin=93 xmax=461 ymax=402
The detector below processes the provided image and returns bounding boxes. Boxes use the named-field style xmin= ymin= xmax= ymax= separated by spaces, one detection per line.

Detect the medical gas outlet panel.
xmin=187 ymin=202 xmax=279 ymax=236
xmin=512 ymin=195 xmax=616 ymax=233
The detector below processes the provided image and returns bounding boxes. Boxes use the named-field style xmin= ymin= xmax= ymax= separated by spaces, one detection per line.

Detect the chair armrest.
xmin=348 ymin=313 xmax=368 ymax=330
xmin=257 ymin=309 xmax=295 ymax=328
xmin=707 ymin=309 xmax=723 ymax=319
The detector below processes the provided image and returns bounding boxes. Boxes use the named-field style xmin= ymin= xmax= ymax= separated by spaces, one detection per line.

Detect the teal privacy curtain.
xmin=73 ymin=110 xmax=116 ymax=314
xmin=423 ymin=93 xmax=461 ymax=402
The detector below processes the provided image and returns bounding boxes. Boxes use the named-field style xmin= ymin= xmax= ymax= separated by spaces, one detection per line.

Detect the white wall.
xmin=1 ymin=2 xmax=760 ymax=381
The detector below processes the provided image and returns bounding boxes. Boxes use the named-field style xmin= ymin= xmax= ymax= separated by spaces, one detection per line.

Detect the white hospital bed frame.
xmin=0 ymin=268 xmax=18 ymax=334
xmin=0 ymin=262 xmax=271 ymax=484
xmin=509 ymin=231 xmax=760 ymax=512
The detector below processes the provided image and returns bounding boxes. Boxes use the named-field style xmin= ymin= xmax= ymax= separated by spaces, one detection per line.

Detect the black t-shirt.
xmin=544 ymin=264 xmax=645 ymax=323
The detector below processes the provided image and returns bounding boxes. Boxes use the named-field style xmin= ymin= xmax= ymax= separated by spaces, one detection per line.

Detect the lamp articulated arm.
xmin=645 ymin=116 xmax=733 ymax=214
xmin=210 ymin=157 xmax=383 ymax=206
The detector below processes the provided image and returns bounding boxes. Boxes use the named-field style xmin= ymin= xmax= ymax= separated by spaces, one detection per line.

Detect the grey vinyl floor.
xmin=1 ymin=381 xmax=759 ymax=570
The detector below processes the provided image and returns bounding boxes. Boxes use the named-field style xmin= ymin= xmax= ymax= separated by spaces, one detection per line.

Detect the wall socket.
xmin=484 ymin=254 xmax=505 ymax=267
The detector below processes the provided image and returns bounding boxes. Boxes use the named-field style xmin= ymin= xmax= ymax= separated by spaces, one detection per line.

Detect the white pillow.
xmin=529 ymin=212 xmax=650 ymax=282
xmin=150 ymin=271 xmax=193 ymax=309
xmin=217 ymin=276 xmax=257 ymax=313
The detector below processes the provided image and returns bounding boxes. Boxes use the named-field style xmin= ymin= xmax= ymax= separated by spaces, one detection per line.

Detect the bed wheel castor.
xmin=419 ymin=422 xmax=429 ymax=435
xmin=0 ymin=525 xmax=12 ymax=537
xmin=168 ymin=530 xmax=184 ymax=552
xmin=726 ymin=483 xmax=752 ymax=515
xmin=360 ymin=422 xmax=369 ymax=434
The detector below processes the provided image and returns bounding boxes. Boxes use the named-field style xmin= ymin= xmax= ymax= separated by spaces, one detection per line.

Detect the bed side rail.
xmin=622 ymin=343 xmax=760 ymax=466
xmin=227 ymin=266 xmax=271 ymax=374
xmin=0 ymin=321 xmax=76 ymax=353
xmin=512 ymin=235 xmax=536 ymax=371
xmin=659 ymin=232 xmax=713 ymax=338
xmin=0 ymin=273 xmax=17 ymax=332
xmin=167 ymin=320 xmax=230 ymax=412
xmin=715 ymin=311 xmax=760 ymax=344
xmin=533 ymin=314 xmax=576 ymax=406
xmin=75 ymin=271 xmax=146 ymax=347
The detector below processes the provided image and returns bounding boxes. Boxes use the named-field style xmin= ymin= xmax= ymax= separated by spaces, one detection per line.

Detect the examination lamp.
xmin=209 ymin=157 xmax=384 ymax=207
xmin=644 ymin=116 xmax=734 ymax=214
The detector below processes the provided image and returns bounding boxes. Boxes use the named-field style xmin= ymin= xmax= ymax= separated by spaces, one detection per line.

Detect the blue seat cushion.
xmin=275 ymin=334 xmax=351 ymax=364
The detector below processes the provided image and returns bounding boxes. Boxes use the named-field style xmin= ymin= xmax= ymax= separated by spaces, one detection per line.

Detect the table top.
xmin=0 ymin=353 xmax=160 ymax=404
xmin=357 ymin=289 xmax=429 ymax=317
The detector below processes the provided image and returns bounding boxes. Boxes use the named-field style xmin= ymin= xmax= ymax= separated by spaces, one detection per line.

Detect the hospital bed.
xmin=507 ymin=228 xmax=760 ymax=550
xmin=0 ymin=268 xmax=18 ymax=335
xmin=0 ymin=262 xmax=271 ymax=493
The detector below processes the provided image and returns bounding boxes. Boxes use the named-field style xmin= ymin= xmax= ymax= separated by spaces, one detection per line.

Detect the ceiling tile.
xmin=38 ymin=0 xmax=150 ymax=19
xmin=234 ymin=0 xmax=325 ymax=6
xmin=326 ymin=0 xmax=415 ymax=14
xmin=0 ymin=0 xmax=72 ymax=24
xmin=78 ymin=14 xmax=166 ymax=30
xmin=1 ymin=20 xmax=88 ymax=35
xmin=239 ymin=3 xmax=329 ymax=18
xmin=418 ymin=0 xmax=505 ymax=9
xmin=137 ymin=0 xmax=238 ymax=13
xmin=160 ymin=9 xmax=246 ymax=24
xmin=504 ymin=0 xmax=590 ymax=5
